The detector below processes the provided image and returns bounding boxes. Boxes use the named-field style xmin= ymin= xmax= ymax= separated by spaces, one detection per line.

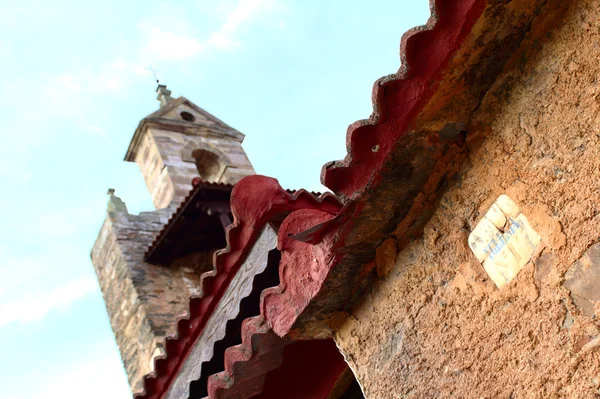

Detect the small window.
xmin=180 ymin=111 xmax=196 ymax=122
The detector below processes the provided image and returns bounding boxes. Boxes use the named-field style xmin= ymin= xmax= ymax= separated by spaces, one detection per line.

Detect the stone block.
xmin=91 ymin=209 xmax=219 ymax=392
xmin=564 ymin=243 xmax=600 ymax=316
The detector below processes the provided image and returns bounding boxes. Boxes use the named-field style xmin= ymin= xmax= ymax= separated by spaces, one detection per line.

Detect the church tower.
xmin=125 ymin=85 xmax=254 ymax=209
xmin=90 ymin=86 xmax=254 ymax=393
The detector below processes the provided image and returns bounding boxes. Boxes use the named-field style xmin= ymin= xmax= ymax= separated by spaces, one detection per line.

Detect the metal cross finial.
xmin=145 ymin=64 xmax=162 ymax=84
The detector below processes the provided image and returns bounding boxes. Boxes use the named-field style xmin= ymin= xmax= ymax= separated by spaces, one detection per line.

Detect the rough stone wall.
xmin=91 ymin=206 xmax=215 ymax=392
xmin=335 ymin=1 xmax=600 ymax=397
xmin=135 ymin=132 xmax=174 ymax=210
xmin=149 ymin=127 xmax=254 ymax=206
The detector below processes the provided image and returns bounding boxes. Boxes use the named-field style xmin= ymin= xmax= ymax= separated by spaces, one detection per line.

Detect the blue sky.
xmin=0 ymin=1 xmax=428 ymax=397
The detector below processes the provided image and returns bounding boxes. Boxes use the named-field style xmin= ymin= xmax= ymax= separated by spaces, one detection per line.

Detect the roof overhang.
xmin=145 ymin=180 xmax=234 ymax=264
xmin=135 ymin=176 xmax=342 ymax=399
xmin=133 ymin=0 xmax=567 ymax=396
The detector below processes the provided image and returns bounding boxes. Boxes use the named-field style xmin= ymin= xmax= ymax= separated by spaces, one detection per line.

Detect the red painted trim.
xmin=205 ymin=2 xmax=488 ymax=395
xmin=207 ymin=317 xmax=287 ymax=398
xmin=251 ymin=0 xmax=486 ymax=338
xmin=206 ymin=319 xmax=347 ymax=399
xmin=204 ymin=210 xmax=346 ymax=397
xmin=262 ymin=208 xmax=340 ymax=336
xmin=135 ymin=176 xmax=341 ymax=399
xmin=204 ymin=209 xmax=341 ymax=397
xmin=321 ymin=0 xmax=486 ymax=199
xmin=138 ymin=0 xmax=488 ymax=395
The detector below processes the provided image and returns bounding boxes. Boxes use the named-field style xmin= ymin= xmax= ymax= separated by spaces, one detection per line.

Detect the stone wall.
xmin=147 ymin=127 xmax=254 ymax=208
xmin=91 ymin=204 xmax=215 ymax=392
xmin=334 ymin=1 xmax=600 ymax=397
xmin=134 ymin=132 xmax=174 ymax=211
xmin=133 ymin=102 xmax=255 ymax=210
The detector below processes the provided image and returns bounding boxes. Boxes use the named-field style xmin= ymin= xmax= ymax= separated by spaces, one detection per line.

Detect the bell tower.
xmin=125 ymin=84 xmax=255 ymax=209
xmin=91 ymin=86 xmax=255 ymax=393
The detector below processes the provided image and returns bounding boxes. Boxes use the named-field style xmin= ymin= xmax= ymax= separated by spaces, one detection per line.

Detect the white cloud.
xmin=83 ymin=123 xmax=108 ymax=138
xmin=4 ymin=348 xmax=131 ymax=399
xmin=140 ymin=0 xmax=283 ymax=56
xmin=110 ymin=57 xmax=151 ymax=77
xmin=223 ymin=0 xmax=278 ymax=32
xmin=208 ymin=32 xmax=238 ymax=50
xmin=38 ymin=352 xmax=130 ymax=399
xmin=208 ymin=0 xmax=281 ymax=50
xmin=0 ymin=255 xmax=51 ymax=298
xmin=45 ymin=73 xmax=83 ymax=114
xmin=0 ymin=276 xmax=98 ymax=327
xmin=39 ymin=0 xmax=286 ymax=136
xmin=38 ymin=213 xmax=78 ymax=238
xmin=142 ymin=27 xmax=204 ymax=60
xmin=38 ymin=203 xmax=105 ymax=239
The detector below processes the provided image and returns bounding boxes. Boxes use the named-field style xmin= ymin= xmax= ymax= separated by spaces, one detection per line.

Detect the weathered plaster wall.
xmin=91 ymin=206 xmax=215 ymax=392
xmin=335 ymin=1 xmax=600 ymax=397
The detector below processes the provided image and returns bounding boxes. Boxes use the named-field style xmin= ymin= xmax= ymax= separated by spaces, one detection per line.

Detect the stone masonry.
xmin=125 ymin=86 xmax=255 ymax=209
xmin=91 ymin=87 xmax=255 ymax=393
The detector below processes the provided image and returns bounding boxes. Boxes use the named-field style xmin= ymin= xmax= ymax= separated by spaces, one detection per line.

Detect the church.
xmin=92 ymin=1 xmax=600 ymax=398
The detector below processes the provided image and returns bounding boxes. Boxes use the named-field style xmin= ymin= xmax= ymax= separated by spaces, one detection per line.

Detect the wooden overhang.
xmin=145 ymin=179 xmax=233 ymax=265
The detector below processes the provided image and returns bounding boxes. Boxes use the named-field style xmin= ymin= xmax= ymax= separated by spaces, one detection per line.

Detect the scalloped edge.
xmin=135 ymin=176 xmax=341 ymax=399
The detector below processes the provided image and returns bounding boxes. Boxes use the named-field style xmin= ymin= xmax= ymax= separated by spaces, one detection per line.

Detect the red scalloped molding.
xmin=135 ymin=175 xmax=341 ymax=399
xmin=206 ymin=1 xmax=489 ymax=394
xmin=205 ymin=209 xmax=346 ymax=398
xmin=207 ymin=316 xmax=288 ymax=398
xmin=321 ymin=0 xmax=485 ymax=200
xmin=138 ymin=0 xmax=488 ymax=394
xmin=207 ymin=318 xmax=347 ymax=399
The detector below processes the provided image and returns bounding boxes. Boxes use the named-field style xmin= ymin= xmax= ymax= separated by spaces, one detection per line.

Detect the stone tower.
xmin=90 ymin=86 xmax=255 ymax=393
xmin=125 ymin=84 xmax=255 ymax=209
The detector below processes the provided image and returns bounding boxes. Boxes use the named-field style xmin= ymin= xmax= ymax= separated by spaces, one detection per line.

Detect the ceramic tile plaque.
xmin=468 ymin=195 xmax=541 ymax=288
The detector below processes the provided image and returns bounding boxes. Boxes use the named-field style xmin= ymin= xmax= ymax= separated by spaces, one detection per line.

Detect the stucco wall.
xmin=335 ymin=1 xmax=600 ymax=397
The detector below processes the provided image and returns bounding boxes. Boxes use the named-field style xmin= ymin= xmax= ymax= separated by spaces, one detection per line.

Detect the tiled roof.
xmin=145 ymin=179 xmax=234 ymax=264
xmin=145 ymin=181 xmax=325 ymax=264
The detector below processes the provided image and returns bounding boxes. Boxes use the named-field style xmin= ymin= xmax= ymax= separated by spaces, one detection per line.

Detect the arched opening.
xmin=192 ymin=149 xmax=221 ymax=181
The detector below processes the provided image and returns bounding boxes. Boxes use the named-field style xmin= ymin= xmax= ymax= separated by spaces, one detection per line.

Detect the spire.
xmin=107 ymin=188 xmax=128 ymax=214
xmin=156 ymin=84 xmax=173 ymax=108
